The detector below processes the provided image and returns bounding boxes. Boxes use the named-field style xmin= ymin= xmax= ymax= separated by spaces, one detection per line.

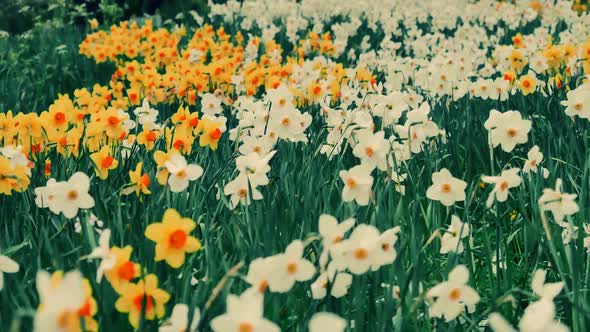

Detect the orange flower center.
xmin=237 ymin=188 xmax=248 ymax=198
xmin=258 ymin=280 xmax=269 ymax=293
xmin=382 ymin=243 xmax=390 ymax=251
xmin=54 ymin=112 xmax=66 ymax=124
xmin=507 ymin=128 xmax=517 ymax=137
xmin=281 ymin=117 xmax=291 ymax=126
xmin=169 ymin=230 xmax=187 ymax=249
xmin=287 ymin=262 xmax=298 ymax=275
xmin=346 ymin=178 xmax=357 ymax=189
xmin=140 ymin=173 xmax=150 ymax=187
xmin=146 ymin=131 xmax=157 ymax=142
xmin=173 ymin=139 xmax=185 ymax=150
xmin=77 ymin=299 xmax=92 ymax=317
xmin=312 ymin=85 xmax=322 ymax=95
xmin=238 ymin=322 xmax=254 ymax=332
xmin=441 ymin=183 xmax=452 ymax=193
xmin=67 ymin=190 xmax=79 ymax=200
xmin=118 ymin=261 xmax=136 ymax=281
xmin=365 ymin=147 xmax=374 ymax=157
xmin=176 ymin=170 xmax=187 ymax=179
xmin=133 ymin=294 xmax=154 ymax=312
xmin=575 ymin=104 xmax=583 ymax=111
xmin=499 ymin=181 xmax=509 ymax=191
xmin=354 ymin=248 xmax=369 ymax=260
xmin=522 ymin=80 xmax=531 ymax=88
xmin=107 ymin=116 xmax=120 ymax=126
xmin=101 ymin=156 xmax=114 ymax=169
xmin=332 ymin=235 xmax=343 ymax=244
xmin=209 ymin=128 xmax=222 ymax=140
xmin=56 ymin=310 xmax=78 ymax=330
xmin=449 ymin=288 xmax=462 ymax=301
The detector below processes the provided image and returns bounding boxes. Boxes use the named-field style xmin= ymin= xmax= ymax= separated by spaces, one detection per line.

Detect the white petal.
xmin=448 ymin=265 xmax=469 ymax=284
xmin=0 ymin=255 xmax=19 ymax=273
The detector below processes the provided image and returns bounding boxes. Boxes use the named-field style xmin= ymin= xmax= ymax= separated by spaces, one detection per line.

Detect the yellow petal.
xmin=144 ymin=274 xmax=158 ymax=291
xmin=154 ymin=244 xmax=168 ymax=261
xmin=145 ymin=223 xmax=168 ymax=242
xmin=115 ymin=297 xmax=131 ymax=313
xmin=165 ymin=250 xmax=186 ymax=268
xmin=128 ymin=310 xmax=140 ymax=328
xmin=184 ymin=237 xmax=202 ymax=253
xmin=162 ymin=209 xmax=181 ymax=224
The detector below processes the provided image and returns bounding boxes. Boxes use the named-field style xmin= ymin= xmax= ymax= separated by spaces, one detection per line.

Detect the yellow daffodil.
xmin=104 ymin=246 xmax=141 ymax=292
xmin=115 ymin=274 xmax=170 ymax=328
xmin=90 ymin=146 xmax=119 ymax=180
xmin=145 ymin=209 xmax=202 ymax=268
xmin=122 ymin=162 xmax=151 ymax=196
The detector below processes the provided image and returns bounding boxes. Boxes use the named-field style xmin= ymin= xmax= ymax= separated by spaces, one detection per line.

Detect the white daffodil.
xmin=426 ymin=265 xmax=480 ymax=321
xmin=159 ymin=303 xmax=200 ymax=332
xmin=85 ymin=229 xmax=116 ymax=282
xmin=339 ymin=164 xmax=374 ymax=206
xmin=210 ymin=290 xmax=279 ymax=332
xmin=309 ymin=312 xmax=347 ymax=332
xmin=481 ymin=168 xmax=522 ymax=207
xmin=164 ymin=153 xmax=203 ymax=192
xmin=538 ymin=179 xmax=579 ymax=223
xmin=523 ymin=145 xmax=549 ymax=178
xmin=426 ymin=168 xmax=467 ymax=206
xmin=440 ymin=215 xmax=469 ymax=254
xmin=268 ymin=240 xmax=316 ymax=293
xmin=484 ymin=110 xmax=532 ymax=153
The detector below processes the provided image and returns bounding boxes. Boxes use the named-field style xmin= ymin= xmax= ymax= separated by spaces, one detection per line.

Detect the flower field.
xmin=1 ymin=0 xmax=590 ymax=331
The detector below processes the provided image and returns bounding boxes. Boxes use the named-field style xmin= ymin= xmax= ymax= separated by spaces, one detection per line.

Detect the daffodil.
xmin=145 ymin=209 xmax=202 ymax=268
xmin=104 ymin=246 xmax=141 ymax=292
xmin=35 ymin=270 xmax=97 ymax=332
xmin=197 ymin=117 xmax=223 ymax=150
xmin=90 ymin=146 xmax=119 ymax=180
xmin=115 ymin=274 xmax=171 ymax=328
xmin=426 ymin=265 xmax=480 ymax=321
xmin=121 ymin=162 xmax=151 ymax=196
xmin=163 ymin=153 xmax=203 ymax=193
xmin=339 ymin=164 xmax=374 ymax=206
xmin=426 ymin=168 xmax=467 ymax=207
xmin=309 ymin=312 xmax=346 ymax=332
